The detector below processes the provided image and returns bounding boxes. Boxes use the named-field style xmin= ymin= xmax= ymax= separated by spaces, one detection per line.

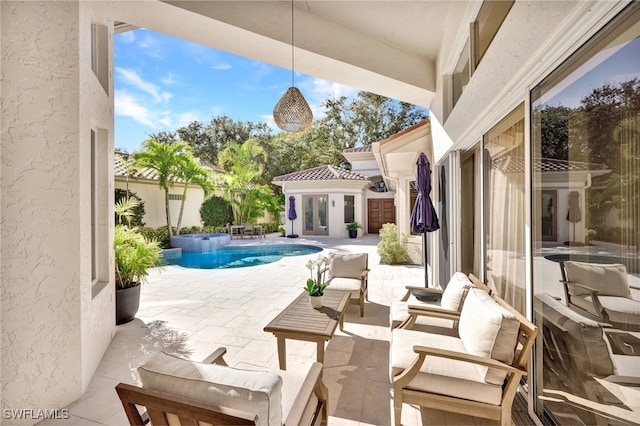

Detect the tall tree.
xmin=174 ymin=151 xmax=215 ymax=235
xmin=321 ymin=92 xmax=428 ymax=148
xmin=133 ymin=139 xmax=191 ymax=237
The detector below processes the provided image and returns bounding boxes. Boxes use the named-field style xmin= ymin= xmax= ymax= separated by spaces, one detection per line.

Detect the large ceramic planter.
xmin=348 ymin=229 xmax=357 ymax=238
xmin=116 ymin=284 xmax=141 ymax=325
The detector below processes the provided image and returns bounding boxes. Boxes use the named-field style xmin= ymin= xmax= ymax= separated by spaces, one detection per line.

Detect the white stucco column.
xmin=1 ymin=2 xmax=115 ymax=422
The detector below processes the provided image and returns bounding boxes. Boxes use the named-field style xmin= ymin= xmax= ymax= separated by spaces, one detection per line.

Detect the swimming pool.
xmin=165 ymin=244 xmax=323 ymax=269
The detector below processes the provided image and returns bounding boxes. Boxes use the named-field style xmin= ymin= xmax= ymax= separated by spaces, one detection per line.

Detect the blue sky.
xmin=114 ymin=28 xmax=359 ymax=152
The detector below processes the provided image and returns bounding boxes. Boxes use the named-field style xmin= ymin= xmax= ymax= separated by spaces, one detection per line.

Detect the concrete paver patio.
xmin=40 ymin=233 xmax=529 ymax=426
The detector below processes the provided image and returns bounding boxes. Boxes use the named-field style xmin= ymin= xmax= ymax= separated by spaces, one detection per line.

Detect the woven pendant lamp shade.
xmin=273 ymin=86 xmax=313 ymax=133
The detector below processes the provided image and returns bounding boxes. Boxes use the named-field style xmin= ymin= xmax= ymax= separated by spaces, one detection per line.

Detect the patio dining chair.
xmin=115 ymin=347 xmax=328 ymax=426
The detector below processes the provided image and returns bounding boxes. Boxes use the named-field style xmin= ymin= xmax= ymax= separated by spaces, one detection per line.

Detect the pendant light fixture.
xmin=273 ymin=0 xmax=313 ymax=133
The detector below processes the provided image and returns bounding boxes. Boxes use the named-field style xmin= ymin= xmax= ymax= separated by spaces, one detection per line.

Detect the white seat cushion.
xmin=326 ymin=276 xmax=361 ymax=298
xmin=458 ymin=289 xmax=520 ymax=385
xmin=139 ymin=352 xmax=283 ymax=426
xmin=440 ymin=272 xmax=475 ymax=311
xmin=598 ymin=296 xmax=640 ymax=325
xmin=390 ymin=329 xmax=503 ymax=405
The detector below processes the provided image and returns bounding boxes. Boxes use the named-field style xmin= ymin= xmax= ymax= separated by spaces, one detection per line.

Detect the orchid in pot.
xmin=304 ymin=255 xmax=328 ymax=308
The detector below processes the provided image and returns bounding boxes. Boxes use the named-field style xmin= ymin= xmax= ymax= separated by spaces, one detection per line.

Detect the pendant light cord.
xmin=291 ymin=0 xmax=295 ymax=88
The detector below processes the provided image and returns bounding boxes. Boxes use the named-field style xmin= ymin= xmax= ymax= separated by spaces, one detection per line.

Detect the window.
xmin=303 ymin=195 xmax=328 ymax=235
xmin=471 ymin=1 xmax=514 ymax=70
xmin=483 ymin=104 xmax=525 ymax=315
xmin=344 ymin=195 xmax=355 ymax=223
xmin=91 ymin=129 xmax=98 ymax=283
xmin=90 ymin=21 xmax=108 ymax=93
xmin=451 ymin=38 xmax=470 ymax=108
xmin=531 ymin=4 xmax=640 ymax=424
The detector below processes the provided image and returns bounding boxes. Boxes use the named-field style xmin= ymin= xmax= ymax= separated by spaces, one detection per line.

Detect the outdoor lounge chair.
xmin=391 ymin=288 xmax=538 ymax=426
xmin=559 ymin=261 xmax=640 ymax=331
xmin=321 ymin=252 xmax=369 ymax=316
xmin=390 ymin=272 xmax=491 ymax=331
xmin=115 ymin=347 xmax=328 ymax=426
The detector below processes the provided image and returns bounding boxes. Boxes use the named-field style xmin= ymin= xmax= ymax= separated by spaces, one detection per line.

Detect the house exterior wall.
xmin=1 ymin=2 xmax=115 ymax=422
xmin=116 ymin=179 xmax=206 ymax=229
xmin=281 ymin=181 xmax=369 ymax=238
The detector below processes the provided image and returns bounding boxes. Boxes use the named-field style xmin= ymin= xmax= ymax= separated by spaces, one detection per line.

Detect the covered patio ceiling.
xmin=109 ymin=1 xmax=474 ymax=108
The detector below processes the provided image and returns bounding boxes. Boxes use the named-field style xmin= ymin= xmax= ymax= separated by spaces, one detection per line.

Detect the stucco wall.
xmin=1 ymin=2 xmax=115 ymax=421
xmin=116 ymin=179 xmax=206 ymax=229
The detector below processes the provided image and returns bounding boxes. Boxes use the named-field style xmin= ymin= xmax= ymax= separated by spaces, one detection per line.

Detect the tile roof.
xmin=114 ymin=150 xmax=219 ymax=182
xmin=343 ymin=144 xmax=373 ymax=153
xmin=273 ymin=165 xmax=369 ymax=182
xmin=491 ymin=156 xmax=609 ymax=174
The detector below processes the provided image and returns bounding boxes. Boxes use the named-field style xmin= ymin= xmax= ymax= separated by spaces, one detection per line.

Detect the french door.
xmin=303 ymin=195 xmax=328 ymax=235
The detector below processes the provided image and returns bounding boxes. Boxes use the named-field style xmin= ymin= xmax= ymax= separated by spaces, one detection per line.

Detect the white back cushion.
xmin=440 ymin=272 xmax=475 ymax=311
xmin=139 ymin=352 xmax=283 ymax=426
xmin=328 ymin=253 xmax=368 ymax=279
xmin=564 ymin=261 xmax=630 ymax=297
xmin=458 ymin=289 xmax=520 ymax=385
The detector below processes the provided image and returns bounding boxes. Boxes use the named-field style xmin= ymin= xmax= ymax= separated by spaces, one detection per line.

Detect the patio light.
xmin=273 ymin=0 xmax=312 ymax=133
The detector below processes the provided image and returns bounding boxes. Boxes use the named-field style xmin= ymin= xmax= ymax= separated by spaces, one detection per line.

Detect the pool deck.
xmin=42 ymin=233 xmax=529 ymax=426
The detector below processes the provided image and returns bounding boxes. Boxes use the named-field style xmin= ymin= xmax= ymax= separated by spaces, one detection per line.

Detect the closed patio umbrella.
xmin=287 ymin=195 xmax=298 ymax=238
xmin=567 ymin=191 xmax=581 ymax=244
xmin=410 ymin=152 xmax=440 ymax=292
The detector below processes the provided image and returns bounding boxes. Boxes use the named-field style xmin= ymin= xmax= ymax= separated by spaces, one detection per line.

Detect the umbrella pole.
xmin=423 ymin=232 xmax=428 ymax=288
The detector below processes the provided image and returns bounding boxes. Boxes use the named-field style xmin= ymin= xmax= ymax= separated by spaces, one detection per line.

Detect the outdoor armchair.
xmin=559 ymin=261 xmax=640 ymax=331
xmin=391 ymin=273 xmax=491 ymax=332
xmin=321 ymin=252 xmax=369 ymax=316
xmin=115 ymin=347 xmax=328 ymax=426
xmin=391 ymin=288 xmax=537 ymax=426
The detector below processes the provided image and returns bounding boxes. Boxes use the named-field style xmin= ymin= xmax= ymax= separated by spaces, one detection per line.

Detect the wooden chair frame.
xmin=115 ymin=348 xmax=328 ymax=426
xmin=320 ymin=254 xmax=369 ymax=317
xmin=392 ymin=293 xmax=538 ymax=426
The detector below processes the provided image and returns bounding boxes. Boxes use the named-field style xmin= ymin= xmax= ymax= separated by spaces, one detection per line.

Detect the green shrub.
xmin=278 ymin=224 xmax=286 ymax=236
xmin=377 ymin=223 xmax=408 ymax=264
xmin=200 ymin=195 xmax=234 ymax=227
xmin=115 ymin=188 xmax=145 ymax=227
xmin=139 ymin=226 xmax=174 ymax=249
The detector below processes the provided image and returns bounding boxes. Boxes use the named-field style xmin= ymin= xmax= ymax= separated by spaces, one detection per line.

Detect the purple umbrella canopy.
xmin=288 ymin=196 xmax=297 ymax=221
xmin=410 ymin=153 xmax=440 ymax=234
xmin=410 ymin=152 xmax=440 ymax=289
xmin=287 ymin=196 xmax=298 ymax=238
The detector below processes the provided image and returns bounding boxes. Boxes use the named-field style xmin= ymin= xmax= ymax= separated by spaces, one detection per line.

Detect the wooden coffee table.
xmin=263 ymin=289 xmax=350 ymax=370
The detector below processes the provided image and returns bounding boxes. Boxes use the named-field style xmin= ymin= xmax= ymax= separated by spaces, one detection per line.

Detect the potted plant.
xmin=304 ymin=256 xmax=328 ymax=308
xmin=346 ymin=221 xmax=362 ymax=238
xmin=114 ymin=224 xmax=162 ymax=324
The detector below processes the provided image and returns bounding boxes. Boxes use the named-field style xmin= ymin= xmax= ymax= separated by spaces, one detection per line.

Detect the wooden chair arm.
xmin=284 ymin=362 xmax=326 ymax=426
xmin=407 ymin=305 xmax=460 ymax=320
xmin=630 ymin=285 xmax=640 ymax=291
xmin=202 ymin=347 xmax=228 ymax=365
xmin=360 ymin=269 xmax=369 ymax=279
xmin=115 ymin=382 xmax=257 ymax=425
xmin=412 ymin=345 xmax=524 ymax=375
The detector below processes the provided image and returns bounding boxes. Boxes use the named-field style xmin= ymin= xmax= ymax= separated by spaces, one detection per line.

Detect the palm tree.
xmin=174 ymin=152 xmax=215 ymax=234
xmin=133 ymin=139 xmax=190 ymax=238
xmin=217 ymin=139 xmax=269 ymax=224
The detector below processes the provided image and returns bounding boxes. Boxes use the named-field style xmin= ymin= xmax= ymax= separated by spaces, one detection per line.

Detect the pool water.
xmin=165 ymin=244 xmax=323 ymax=269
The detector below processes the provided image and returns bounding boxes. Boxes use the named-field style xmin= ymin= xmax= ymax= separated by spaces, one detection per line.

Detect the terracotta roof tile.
xmin=114 ymin=150 xmax=219 ymax=182
xmin=273 ymin=165 xmax=368 ymax=182
xmin=343 ymin=144 xmax=373 ymax=153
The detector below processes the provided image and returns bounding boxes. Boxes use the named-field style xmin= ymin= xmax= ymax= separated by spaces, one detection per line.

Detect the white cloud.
xmin=119 ymin=31 xmax=135 ymax=44
xmin=115 ymin=90 xmax=155 ymax=127
xmin=116 ymin=67 xmax=172 ymax=103
xmin=309 ymin=77 xmax=358 ymax=103
xmin=260 ymin=114 xmax=278 ymax=133
xmin=161 ymin=73 xmax=179 ymax=86
xmin=211 ymin=63 xmax=232 ymax=71
xmin=115 ymin=90 xmax=201 ymax=131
